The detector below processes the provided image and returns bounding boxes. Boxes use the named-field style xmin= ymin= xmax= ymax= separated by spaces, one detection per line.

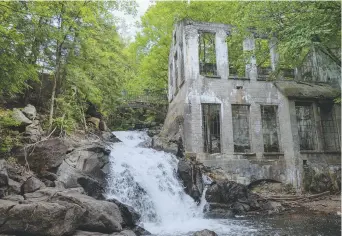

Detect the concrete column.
xmin=185 ymin=27 xmax=200 ymax=82
xmin=269 ymin=37 xmax=279 ymax=71
xmin=243 ymin=37 xmax=257 ymax=81
xmin=215 ymin=29 xmax=228 ymax=79
xmin=250 ymin=103 xmax=264 ymax=158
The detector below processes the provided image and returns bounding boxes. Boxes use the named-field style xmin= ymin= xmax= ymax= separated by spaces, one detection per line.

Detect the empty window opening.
xmin=319 ymin=104 xmax=341 ymax=151
xmin=295 ymin=102 xmax=316 ymax=150
xmin=256 ymin=38 xmax=271 ymax=80
xmin=227 ymin=36 xmax=244 ymax=77
xmin=199 ymin=32 xmax=217 ymax=76
xmin=232 ymin=105 xmax=250 ymax=152
xmin=261 ymin=105 xmax=280 ymax=152
xmin=202 ymin=104 xmax=221 ymax=153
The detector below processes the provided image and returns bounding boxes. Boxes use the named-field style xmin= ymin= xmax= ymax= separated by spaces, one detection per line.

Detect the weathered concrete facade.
xmin=164 ymin=20 xmax=341 ymax=190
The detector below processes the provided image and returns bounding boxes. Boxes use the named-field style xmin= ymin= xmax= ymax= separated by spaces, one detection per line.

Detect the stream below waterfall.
xmin=106 ymin=131 xmax=340 ymax=236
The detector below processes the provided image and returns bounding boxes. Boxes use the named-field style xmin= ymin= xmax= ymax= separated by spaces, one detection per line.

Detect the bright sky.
xmin=115 ymin=0 xmax=153 ymax=41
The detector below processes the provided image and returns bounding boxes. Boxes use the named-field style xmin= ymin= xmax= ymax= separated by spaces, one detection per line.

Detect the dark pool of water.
xmin=232 ymin=213 xmax=341 ymax=236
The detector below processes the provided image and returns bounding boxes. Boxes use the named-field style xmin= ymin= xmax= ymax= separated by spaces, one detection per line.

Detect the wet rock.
xmin=151 ymin=135 xmax=178 ymax=155
xmin=263 ymin=201 xmax=284 ymax=214
xmin=12 ymin=108 xmax=32 ymax=125
xmin=108 ymin=199 xmax=141 ymax=227
xmin=22 ymin=104 xmax=37 ymax=120
xmin=204 ymin=203 xmax=234 ymax=218
xmin=112 ymin=230 xmax=136 ymax=236
xmin=132 ymin=226 xmax=151 ymax=236
xmin=50 ymin=191 xmax=123 ymax=233
xmin=73 ymin=231 xmax=109 ymax=236
xmin=14 ymin=138 xmax=69 ymax=173
xmin=177 ymin=158 xmax=203 ymax=202
xmin=0 ymin=200 xmax=85 ymax=236
xmin=193 ymin=229 xmax=218 ymax=236
xmin=78 ymin=176 xmax=105 ymax=200
xmin=205 ymin=180 xmax=261 ymax=214
xmin=101 ymin=131 xmax=121 ymax=143
xmin=21 ymin=176 xmax=45 ymax=194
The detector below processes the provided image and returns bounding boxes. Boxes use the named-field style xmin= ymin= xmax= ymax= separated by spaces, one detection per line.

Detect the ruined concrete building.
xmin=163 ymin=20 xmax=341 ymax=190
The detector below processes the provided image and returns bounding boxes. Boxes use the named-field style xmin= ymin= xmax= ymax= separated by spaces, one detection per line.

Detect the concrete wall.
xmin=165 ymin=20 xmax=341 ymax=190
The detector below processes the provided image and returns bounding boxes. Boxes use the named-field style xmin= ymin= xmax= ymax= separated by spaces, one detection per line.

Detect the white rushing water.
xmin=106 ymin=131 xmax=256 ymax=236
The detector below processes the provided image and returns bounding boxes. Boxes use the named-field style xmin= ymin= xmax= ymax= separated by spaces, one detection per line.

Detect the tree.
xmin=126 ymin=1 xmax=341 ymax=93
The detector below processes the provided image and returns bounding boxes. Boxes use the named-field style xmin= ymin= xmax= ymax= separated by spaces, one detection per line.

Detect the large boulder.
xmin=11 ymin=108 xmax=32 ymax=125
xmin=21 ymin=176 xmax=46 ymax=194
xmin=14 ymin=138 xmax=69 ymax=173
xmin=22 ymin=104 xmax=37 ymax=120
xmin=177 ymin=158 xmax=203 ymax=203
xmin=205 ymin=180 xmax=261 ymax=214
xmin=50 ymin=191 xmax=123 ymax=233
xmin=56 ymin=144 xmax=110 ymax=199
xmin=0 ymin=200 xmax=85 ymax=236
xmin=193 ymin=229 xmax=218 ymax=236
xmin=108 ymin=199 xmax=141 ymax=227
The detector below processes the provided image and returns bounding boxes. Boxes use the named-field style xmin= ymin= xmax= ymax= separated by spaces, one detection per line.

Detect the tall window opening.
xmin=232 ymin=105 xmax=250 ymax=152
xmin=295 ymin=102 xmax=316 ymax=150
xmin=261 ymin=105 xmax=280 ymax=152
xmin=227 ymin=36 xmax=244 ymax=77
xmin=319 ymin=104 xmax=341 ymax=151
xmin=199 ymin=32 xmax=217 ymax=76
xmin=202 ymin=104 xmax=221 ymax=153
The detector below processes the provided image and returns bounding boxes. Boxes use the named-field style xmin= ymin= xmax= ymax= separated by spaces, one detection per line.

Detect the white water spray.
xmin=106 ymin=131 xmax=255 ymax=236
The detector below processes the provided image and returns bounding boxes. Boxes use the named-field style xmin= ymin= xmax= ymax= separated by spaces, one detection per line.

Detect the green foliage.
xmin=0 ymin=109 xmax=20 ymax=128
xmin=127 ymin=1 xmax=340 ymax=93
xmin=0 ymin=1 xmax=137 ymax=132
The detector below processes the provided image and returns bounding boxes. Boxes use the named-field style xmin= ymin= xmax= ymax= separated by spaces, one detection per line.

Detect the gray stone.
xmin=73 ymin=231 xmax=109 ymax=236
xmin=50 ymin=191 xmax=123 ymax=233
xmin=205 ymin=180 xmax=261 ymax=214
xmin=177 ymin=158 xmax=203 ymax=202
xmin=7 ymin=179 xmax=20 ymax=195
xmin=111 ymin=230 xmax=136 ymax=236
xmin=21 ymin=176 xmax=46 ymax=194
xmin=132 ymin=226 xmax=151 ymax=236
xmin=57 ymin=144 xmax=110 ymax=198
xmin=12 ymin=108 xmax=32 ymax=125
xmin=0 ymin=201 xmax=85 ymax=236
xmin=14 ymin=138 xmax=69 ymax=173
xmin=24 ymin=120 xmax=43 ymax=143
xmin=0 ymin=160 xmax=8 ymax=187
xmin=22 ymin=104 xmax=37 ymax=120
xmin=2 ymin=195 xmax=24 ymax=202
xmin=108 ymin=199 xmax=141 ymax=227
xmin=263 ymin=201 xmax=284 ymax=214
xmin=193 ymin=229 xmax=218 ymax=236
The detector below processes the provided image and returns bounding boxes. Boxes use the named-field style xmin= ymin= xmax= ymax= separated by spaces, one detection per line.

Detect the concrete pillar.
xmin=269 ymin=37 xmax=279 ymax=71
xmin=215 ymin=29 xmax=229 ymax=79
xmin=243 ymin=37 xmax=257 ymax=81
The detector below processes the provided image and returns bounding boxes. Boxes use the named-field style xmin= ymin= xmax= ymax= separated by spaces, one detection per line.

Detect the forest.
xmin=0 ymin=1 xmax=340 ymax=153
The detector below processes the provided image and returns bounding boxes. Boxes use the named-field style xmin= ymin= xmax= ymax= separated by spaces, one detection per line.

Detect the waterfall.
xmin=106 ymin=131 xmax=253 ymax=236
